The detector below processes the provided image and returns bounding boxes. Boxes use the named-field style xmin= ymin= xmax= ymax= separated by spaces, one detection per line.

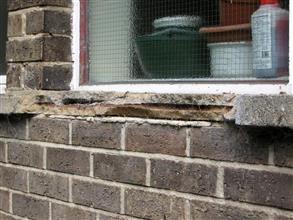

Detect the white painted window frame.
xmin=0 ymin=75 xmax=6 ymax=94
xmin=72 ymin=0 xmax=293 ymax=95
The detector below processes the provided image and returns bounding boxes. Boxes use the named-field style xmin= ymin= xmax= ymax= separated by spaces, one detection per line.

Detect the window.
xmin=0 ymin=0 xmax=7 ymax=93
xmin=72 ymin=0 xmax=292 ymax=94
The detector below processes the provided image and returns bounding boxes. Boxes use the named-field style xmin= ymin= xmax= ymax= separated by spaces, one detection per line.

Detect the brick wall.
xmin=6 ymin=0 xmax=72 ymax=90
xmin=2 ymin=0 xmax=293 ymax=220
xmin=0 ymin=115 xmax=292 ymax=220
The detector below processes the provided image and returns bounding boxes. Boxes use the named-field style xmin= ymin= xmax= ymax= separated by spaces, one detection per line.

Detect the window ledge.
xmin=235 ymin=95 xmax=293 ymax=129
xmin=0 ymin=90 xmax=292 ymax=129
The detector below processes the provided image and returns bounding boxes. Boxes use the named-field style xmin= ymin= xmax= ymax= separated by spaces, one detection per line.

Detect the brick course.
xmin=0 ymin=115 xmax=293 ymax=220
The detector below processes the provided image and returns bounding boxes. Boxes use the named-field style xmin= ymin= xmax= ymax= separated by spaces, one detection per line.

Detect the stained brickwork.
xmin=0 ymin=115 xmax=292 ymax=220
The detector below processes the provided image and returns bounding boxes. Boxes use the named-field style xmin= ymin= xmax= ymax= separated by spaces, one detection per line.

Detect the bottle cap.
xmin=261 ymin=0 xmax=279 ymax=5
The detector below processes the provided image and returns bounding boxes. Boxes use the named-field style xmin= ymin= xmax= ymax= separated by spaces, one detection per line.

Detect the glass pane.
xmin=87 ymin=0 xmax=290 ymax=83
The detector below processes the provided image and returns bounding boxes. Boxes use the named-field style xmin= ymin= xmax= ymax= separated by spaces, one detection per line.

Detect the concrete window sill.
xmin=0 ymin=90 xmax=292 ymax=129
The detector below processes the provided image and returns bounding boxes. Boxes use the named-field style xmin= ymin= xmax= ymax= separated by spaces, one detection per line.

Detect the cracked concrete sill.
xmin=0 ymin=90 xmax=292 ymax=128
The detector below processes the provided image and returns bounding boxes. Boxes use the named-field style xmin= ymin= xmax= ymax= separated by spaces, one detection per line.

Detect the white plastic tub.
xmin=208 ymin=41 xmax=253 ymax=78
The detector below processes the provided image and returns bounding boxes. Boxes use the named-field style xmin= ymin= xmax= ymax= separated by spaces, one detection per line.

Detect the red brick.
xmin=126 ymin=124 xmax=186 ymax=156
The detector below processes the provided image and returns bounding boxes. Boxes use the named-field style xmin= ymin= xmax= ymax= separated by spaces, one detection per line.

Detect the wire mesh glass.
xmin=86 ymin=0 xmax=290 ymax=84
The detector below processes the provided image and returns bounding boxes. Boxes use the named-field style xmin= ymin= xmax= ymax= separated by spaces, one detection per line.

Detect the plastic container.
xmin=208 ymin=41 xmax=253 ymax=78
xmin=220 ymin=0 xmax=259 ymax=25
xmin=251 ymin=0 xmax=289 ymax=78
xmin=135 ymin=16 xmax=210 ymax=79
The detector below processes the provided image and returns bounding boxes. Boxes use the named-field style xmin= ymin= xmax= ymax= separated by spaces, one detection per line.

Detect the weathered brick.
xmin=6 ymin=36 xmax=71 ymax=62
xmin=29 ymin=117 xmax=69 ymax=144
xmin=51 ymin=203 xmax=96 ymax=220
xmin=0 ymin=212 xmax=18 ymax=220
xmin=274 ymin=130 xmax=293 ymax=168
xmin=41 ymin=65 xmax=72 ymax=90
xmin=190 ymin=200 xmax=269 ymax=220
xmin=0 ymin=141 xmax=5 ymax=162
xmin=29 ymin=171 xmax=69 ymax=201
xmin=26 ymin=10 xmax=71 ymax=35
xmin=8 ymin=0 xmax=72 ymax=11
xmin=72 ymin=121 xmax=121 ymax=149
xmin=6 ymin=64 xmax=22 ymax=88
xmin=0 ymin=115 xmax=27 ymax=139
xmin=6 ymin=38 xmax=43 ymax=62
xmin=12 ymin=193 xmax=49 ymax=220
xmin=47 ymin=148 xmax=90 ymax=176
xmin=93 ymin=153 xmax=146 ymax=185
xmin=7 ymin=13 xmax=23 ymax=37
xmin=72 ymin=179 xmax=120 ymax=213
xmin=126 ymin=124 xmax=186 ymax=156
xmin=190 ymin=125 xmax=269 ymax=164
xmin=43 ymin=36 xmax=71 ymax=61
xmin=224 ymin=168 xmax=293 ymax=210
xmin=125 ymin=189 xmax=185 ymax=220
xmin=0 ymin=189 xmax=9 ymax=212
xmin=0 ymin=165 xmax=27 ymax=192
xmin=151 ymin=159 xmax=217 ymax=196
xmin=7 ymin=142 xmax=43 ymax=168
xmin=8 ymin=63 xmax=72 ymax=90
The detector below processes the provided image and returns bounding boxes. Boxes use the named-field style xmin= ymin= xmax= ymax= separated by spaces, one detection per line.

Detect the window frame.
xmin=71 ymin=0 xmax=293 ymax=95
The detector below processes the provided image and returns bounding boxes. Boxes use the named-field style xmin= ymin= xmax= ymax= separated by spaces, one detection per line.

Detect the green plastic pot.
xmin=135 ymin=16 xmax=210 ymax=79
